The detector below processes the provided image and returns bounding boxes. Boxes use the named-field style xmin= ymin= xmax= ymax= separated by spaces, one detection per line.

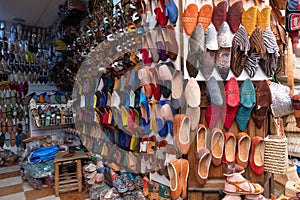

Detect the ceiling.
xmin=0 ymin=0 xmax=88 ymax=28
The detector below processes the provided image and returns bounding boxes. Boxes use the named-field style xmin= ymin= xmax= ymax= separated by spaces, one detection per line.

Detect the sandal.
xmin=182 ymin=0 xmax=198 ymax=35
xmin=224 ymin=177 xmax=264 ymax=195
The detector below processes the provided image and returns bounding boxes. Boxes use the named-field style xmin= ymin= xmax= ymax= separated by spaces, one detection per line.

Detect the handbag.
xmin=286 ymin=0 xmax=300 ymax=32
xmin=269 ymin=82 xmax=294 ymax=117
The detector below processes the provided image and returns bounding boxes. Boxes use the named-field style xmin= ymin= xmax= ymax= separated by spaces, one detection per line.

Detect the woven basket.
xmin=264 ymin=135 xmax=288 ymax=174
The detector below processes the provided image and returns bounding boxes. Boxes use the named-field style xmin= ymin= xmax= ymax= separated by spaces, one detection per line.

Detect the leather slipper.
xmin=164 ymin=0 xmax=178 ymax=24
xmin=241 ymin=6 xmax=258 ymax=35
xmin=186 ymin=24 xmax=205 ymax=78
xmin=217 ymin=22 xmax=233 ymax=48
xmin=212 ymin=0 xmax=227 ymax=31
xmin=182 ymin=1 xmax=198 ymax=35
xmin=197 ymin=4 xmax=213 ymax=32
xmin=163 ymin=25 xmax=178 ymax=61
xmin=227 ymin=0 xmax=243 ymax=33
xmin=205 ymin=23 xmax=219 ymax=50
xmin=199 ymin=50 xmax=216 ymax=79
xmin=206 ymin=76 xmax=223 ymax=106
xmin=205 ymin=103 xmax=222 ymax=128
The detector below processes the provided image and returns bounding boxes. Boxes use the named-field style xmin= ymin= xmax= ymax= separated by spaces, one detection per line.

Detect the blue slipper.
xmin=236 ymin=105 xmax=253 ymax=131
xmin=164 ymin=0 xmax=178 ymax=24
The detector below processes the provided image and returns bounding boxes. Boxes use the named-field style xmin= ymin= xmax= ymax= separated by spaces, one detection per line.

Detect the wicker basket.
xmin=264 ymin=135 xmax=288 ymax=174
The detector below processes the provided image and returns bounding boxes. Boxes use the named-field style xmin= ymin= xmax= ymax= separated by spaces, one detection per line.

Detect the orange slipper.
xmin=182 ymin=1 xmax=198 ymax=35
xmin=197 ymin=4 xmax=213 ymax=32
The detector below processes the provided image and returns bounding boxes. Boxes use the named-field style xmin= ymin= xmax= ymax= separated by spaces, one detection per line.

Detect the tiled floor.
xmin=0 ymin=164 xmax=89 ymax=200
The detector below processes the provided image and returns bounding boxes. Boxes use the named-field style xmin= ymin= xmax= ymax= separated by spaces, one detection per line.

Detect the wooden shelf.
xmin=288 ymin=151 xmax=300 ymax=158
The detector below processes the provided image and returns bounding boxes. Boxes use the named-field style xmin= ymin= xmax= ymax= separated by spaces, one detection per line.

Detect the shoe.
xmin=171 ymin=70 xmax=184 ymax=109
xmin=256 ymin=6 xmax=272 ymax=31
xmin=227 ymin=0 xmax=243 ymax=33
xmin=195 ymin=124 xmax=207 ymax=154
xmin=205 ymin=23 xmax=219 ymax=50
xmin=195 ymin=148 xmax=211 ymax=186
xmin=206 ymin=76 xmax=223 ymax=105
xmin=211 ymin=128 xmax=224 ymax=166
xmin=224 ymin=173 xmax=264 ymax=195
xmin=223 ymin=162 xmax=245 ymax=176
xmin=212 ymin=0 xmax=227 ymax=31
xmin=217 ymin=22 xmax=233 ymax=48
xmin=236 ymin=132 xmax=251 ymax=168
xmin=186 ymin=106 xmax=200 ymax=131
xmin=164 ymin=0 xmax=178 ymax=24
xmin=249 ymin=136 xmax=264 ymax=175
xmin=185 ymin=78 xmax=201 ymax=107
xmin=182 ymin=1 xmax=198 ymax=35
xmin=163 ymin=25 xmax=179 ymax=61
xmin=167 ymin=159 xmax=181 ymax=200
xmin=173 ymin=114 xmax=191 ymax=154
xmin=197 ymin=4 xmax=213 ymax=32
xmin=241 ymin=6 xmax=258 ymax=35
xmin=222 ymin=132 xmax=236 ymax=164
xmin=205 ymin=103 xmax=222 ymax=129
xmin=180 ymin=158 xmax=189 ymax=199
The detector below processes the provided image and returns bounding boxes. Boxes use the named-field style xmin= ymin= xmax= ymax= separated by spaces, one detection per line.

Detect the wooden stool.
xmin=54 ymin=151 xmax=89 ymax=196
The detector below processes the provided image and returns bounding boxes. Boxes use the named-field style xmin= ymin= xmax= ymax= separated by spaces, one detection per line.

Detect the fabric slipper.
xmin=240 ymin=78 xmax=256 ymax=109
xmin=154 ymin=0 xmax=168 ymax=26
xmin=230 ymin=26 xmax=250 ymax=77
xmin=146 ymin=31 xmax=160 ymax=63
xmin=216 ymin=48 xmax=231 ymax=80
xmin=182 ymin=1 xmax=198 ymax=35
xmin=236 ymin=106 xmax=253 ymax=131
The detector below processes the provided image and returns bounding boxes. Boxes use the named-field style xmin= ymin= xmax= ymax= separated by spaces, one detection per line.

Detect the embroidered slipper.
xmin=197 ymin=4 xmax=213 ymax=32
xmin=182 ymin=0 xmax=198 ymax=35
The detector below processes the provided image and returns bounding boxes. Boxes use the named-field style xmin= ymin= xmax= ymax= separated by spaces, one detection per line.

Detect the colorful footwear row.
xmin=31 ymin=104 xmax=73 ymax=127
xmin=192 ymin=124 xmax=265 ymax=186
xmin=204 ymin=77 xmax=272 ymax=131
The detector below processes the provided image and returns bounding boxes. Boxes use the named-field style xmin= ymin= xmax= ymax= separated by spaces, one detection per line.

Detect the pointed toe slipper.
xmin=182 ymin=2 xmax=198 ymax=35
xmin=212 ymin=0 xmax=227 ymax=31
xmin=197 ymin=4 xmax=213 ymax=32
